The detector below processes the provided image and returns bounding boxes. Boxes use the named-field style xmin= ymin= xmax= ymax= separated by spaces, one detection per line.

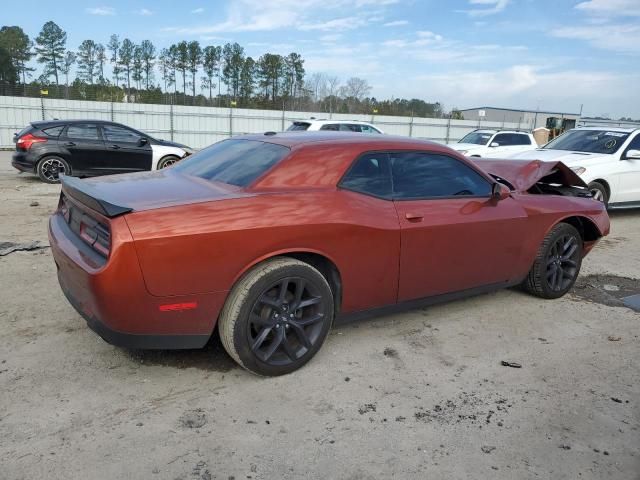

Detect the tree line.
xmin=0 ymin=20 xmax=448 ymax=118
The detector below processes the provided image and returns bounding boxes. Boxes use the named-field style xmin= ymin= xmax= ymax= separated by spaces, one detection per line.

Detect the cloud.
xmin=575 ymin=0 xmax=640 ymax=17
xmin=191 ymin=7 xmax=205 ymax=14
xmin=165 ymin=0 xmax=393 ymax=34
xmin=86 ymin=6 xmax=115 ymax=15
xmin=319 ymin=33 xmax=343 ymax=42
xmin=459 ymin=0 xmax=510 ymax=17
xmin=383 ymin=20 xmax=409 ymax=27
xmin=550 ymin=23 xmax=640 ymax=53
xmin=412 ymin=66 xmax=639 ymax=116
xmin=136 ymin=8 xmax=153 ymax=16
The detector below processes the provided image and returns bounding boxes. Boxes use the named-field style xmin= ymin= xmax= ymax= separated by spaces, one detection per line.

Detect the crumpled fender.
xmin=472 ymin=159 xmax=588 ymax=192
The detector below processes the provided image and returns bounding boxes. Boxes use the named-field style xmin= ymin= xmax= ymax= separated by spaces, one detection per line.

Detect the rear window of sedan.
xmin=173 ymin=139 xmax=290 ymax=187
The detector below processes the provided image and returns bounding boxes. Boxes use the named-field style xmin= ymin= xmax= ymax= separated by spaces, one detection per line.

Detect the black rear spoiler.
xmin=60 ymin=175 xmax=133 ymax=218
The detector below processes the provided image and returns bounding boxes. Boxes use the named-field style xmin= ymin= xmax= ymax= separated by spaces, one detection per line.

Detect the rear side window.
xmin=319 ymin=124 xmax=339 ymax=131
xmin=391 ymin=152 xmax=491 ymax=199
xmin=340 ymin=124 xmax=362 ymax=132
xmin=361 ymin=125 xmax=381 ymax=134
xmin=66 ymin=124 xmax=100 ymax=140
xmin=493 ymin=133 xmax=531 ymax=146
xmin=340 ymin=153 xmax=392 ymax=198
xmin=287 ymin=122 xmax=310 ymax=131
xmin=42 ymin=126 xmax=64 ymax=137
xmin=173 ymin=139 xmax=289 ymax=187
xmin=103 ymin=125 xmax=141 ymax=143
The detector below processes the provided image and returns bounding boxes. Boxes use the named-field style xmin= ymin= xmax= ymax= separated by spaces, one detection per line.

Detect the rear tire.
xmin=157 ymin=155 xmax=180 ymax=169
xmin=37 ymin=156 xmax=70 ymax=184
xmin=588 ymin=181 xmax=609 ymax=206
xmin=523 ymin=223 xmax=582 ymax=299
xmin=219 ymin=257 xmax=334 ymax=376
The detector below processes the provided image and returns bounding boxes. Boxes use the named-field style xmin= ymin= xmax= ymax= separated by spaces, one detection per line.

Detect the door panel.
xmin=100 ymin=124 xmax=152 ymax=173
xmin=394 ymin=197 xmax=528 ymax=301
xmin=61 ymin=124 xmax=106 ymax=173
xmin=617 ymin=135 xmax=640 ymax=203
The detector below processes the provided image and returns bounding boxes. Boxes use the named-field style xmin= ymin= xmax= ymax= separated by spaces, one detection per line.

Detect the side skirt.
xmin=608 ymin=201 xmax=640 ymax=210
xmin=336 ymin=279 xmax=523 ymax=324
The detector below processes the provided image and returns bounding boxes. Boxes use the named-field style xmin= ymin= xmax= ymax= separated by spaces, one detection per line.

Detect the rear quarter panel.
xmin=125 ymin=189 xmax=401 ymax=313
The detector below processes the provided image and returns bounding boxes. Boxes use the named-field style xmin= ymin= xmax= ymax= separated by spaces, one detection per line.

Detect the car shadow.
xmin=124 ymin=333 xmax=238 ymax=373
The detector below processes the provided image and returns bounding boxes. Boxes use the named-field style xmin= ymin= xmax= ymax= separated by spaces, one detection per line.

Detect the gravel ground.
xmin=0 ymin=151 xmax=638 ymax=480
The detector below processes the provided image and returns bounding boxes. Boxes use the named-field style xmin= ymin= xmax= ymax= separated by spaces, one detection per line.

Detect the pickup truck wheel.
xmin=219 ymin=257 xmax=334 ymax=376
xmin=37 ymin=156 xmax=70 ymax=183
xmin=523 ymin=223 xmax=582 ymax=299
xmin=588 ymin=181 xmax=608 ymax=205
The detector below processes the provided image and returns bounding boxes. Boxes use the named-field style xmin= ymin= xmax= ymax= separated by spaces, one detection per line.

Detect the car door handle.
xmin=64 ymin=142 xmax=75 ymax=147
xmin=109 ymin=144 xmax=121 ymax=149
xmin=405 ymin=213 xmax=423 ymax=221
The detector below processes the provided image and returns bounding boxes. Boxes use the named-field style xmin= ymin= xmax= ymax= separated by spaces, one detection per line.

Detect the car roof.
xmin=574 ymin=126 xmax=638 ymax=133
xmin=235 ymin=131 xmax=440 ymax=149
xmin=294 ymin=119 xmax=376 ymax=126
xmin=31 ymin=120 xmax=124 ymax=128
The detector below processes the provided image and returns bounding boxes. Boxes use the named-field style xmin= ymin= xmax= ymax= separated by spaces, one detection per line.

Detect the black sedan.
xmin=12 ymin=120 xmax=193 ymax=183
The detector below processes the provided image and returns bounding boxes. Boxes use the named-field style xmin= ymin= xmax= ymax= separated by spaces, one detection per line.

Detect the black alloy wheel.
xmin=545 ymin=234 xmax=580 ymax=292
xmin=218 ymin=257 xmax=334 ymax=376
xmin=523 ymin=222 xmax=583 ymax=299
xmin=248 ymin=277 xmax=326 ymax=366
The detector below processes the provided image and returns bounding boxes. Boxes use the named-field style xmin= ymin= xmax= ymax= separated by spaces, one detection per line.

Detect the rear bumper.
xmin=59 ymin=277 xmax=209 ymax=349
xmin=11 ymin=151 xmax=36 ymax=172
xmin=49 ymin=211 xmax=226 ymax=350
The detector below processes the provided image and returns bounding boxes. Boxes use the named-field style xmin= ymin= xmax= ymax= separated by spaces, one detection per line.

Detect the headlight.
xmin=182 ymin=147 xmax=194 ymax=156
xmin=571 ymin=166 xmax=586 ymax=175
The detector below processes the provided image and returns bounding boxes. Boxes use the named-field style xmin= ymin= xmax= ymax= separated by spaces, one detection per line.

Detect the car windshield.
xmin=543 ymin=129 xmax=630 ymax=154
xmin=287 ymin=122 xmax=311 ymax=131
xmin=173 ymin=139 xmax=290 ymax=187
xmin=459 ymin=132 xmax=493 ymax=145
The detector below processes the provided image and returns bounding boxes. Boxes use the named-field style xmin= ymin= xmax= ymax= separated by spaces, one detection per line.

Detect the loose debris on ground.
xmin=0 ymin=240 xmax=49 ymax=256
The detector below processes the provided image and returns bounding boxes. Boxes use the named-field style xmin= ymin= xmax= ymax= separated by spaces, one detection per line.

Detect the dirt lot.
xmin=0 ymin=151 xmax=638 ymax=480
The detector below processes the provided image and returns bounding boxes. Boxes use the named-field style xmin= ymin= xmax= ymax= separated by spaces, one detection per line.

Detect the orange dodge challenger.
xmin=49 ymin=132 xmax=610 ymax=375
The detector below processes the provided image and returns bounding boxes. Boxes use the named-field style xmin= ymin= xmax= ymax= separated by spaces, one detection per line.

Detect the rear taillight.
xmin=60 ymin=194 xmax=111 ymax=257
xmin=17 ymin=133 xmax=47 ymax=150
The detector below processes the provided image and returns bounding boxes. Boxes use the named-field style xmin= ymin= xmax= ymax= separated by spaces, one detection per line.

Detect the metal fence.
xmin=0 ymin=95 xmax=525 ymax=149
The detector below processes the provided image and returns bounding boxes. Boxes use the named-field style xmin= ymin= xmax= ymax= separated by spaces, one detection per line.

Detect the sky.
xmin=4 ymin=0 xmax=640 ymax=118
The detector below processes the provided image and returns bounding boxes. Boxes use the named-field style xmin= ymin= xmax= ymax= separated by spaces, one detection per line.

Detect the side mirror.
xmin=624 ymin=149 xmax=640 ymax=160
xmin=490 ymin=142 xmax=500 ymax=148
xmin=138 ymin=137 xmax=149 ymax=146
xmin=492 ymin=183 xmax=510 ymax=201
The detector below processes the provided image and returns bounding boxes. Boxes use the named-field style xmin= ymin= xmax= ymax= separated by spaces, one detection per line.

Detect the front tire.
xmin=157 ymin=155 xmax=180 ymax=169
xmin=523 ymin=223 xmax=583 ymax=299
xmin=37 ymin=156 xmax=70 ymax=183
xmin=588 ymin=181 xmax=609 ymax=206
xmin=219 ymin=257 xmax=334 ymax=376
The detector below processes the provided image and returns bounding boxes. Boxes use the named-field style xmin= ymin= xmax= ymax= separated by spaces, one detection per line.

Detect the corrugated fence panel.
xmin=1 ymin=96 xmax=524 ymax=149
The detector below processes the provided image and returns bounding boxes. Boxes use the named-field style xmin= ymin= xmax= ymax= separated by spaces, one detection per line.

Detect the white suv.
xmin=287 ymin=119 xmax=383 ymax=134
xmin=507 ymin=127 xmax=640 ymax=208
xmin=450 ymin=129 xmax=538 ymax=158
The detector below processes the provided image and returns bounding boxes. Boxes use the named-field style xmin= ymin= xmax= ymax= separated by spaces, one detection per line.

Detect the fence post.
xmin=281 ymin=102 xmax=285 ymax=131
xmin=40 ymin=96 xmax=45 ymax=120
xmin=409 ymin=111 xmax=414 ymax=137
xmin=229 ymin=107 xmax=233 ymax=137
xmin=169 ymin=102 xmax=174 ymax=141
xmin=110 ymin=101 xmax=114 ymax=122
xmin=445 ymin=116 xmax=451 ymax=144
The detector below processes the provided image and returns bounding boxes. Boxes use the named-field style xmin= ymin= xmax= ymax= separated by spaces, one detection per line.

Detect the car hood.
xmin=449 ymin=142 xmax=484 ymax=151
xmin=61 ymin=170 xmax=248 ymax=216
xmin=506 ymin=148 xmax=612 ymax=165
xmin=473 ymin=158 xmax=588 ymax=192
xmin=153 ymin=138 xmax=191 ymax=149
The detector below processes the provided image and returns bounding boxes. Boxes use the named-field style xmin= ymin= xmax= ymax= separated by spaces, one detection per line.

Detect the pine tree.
xmin=34 ymin=21 xmax=67 ymax=85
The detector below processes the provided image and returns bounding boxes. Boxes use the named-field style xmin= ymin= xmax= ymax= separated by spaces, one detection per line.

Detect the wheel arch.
xmin=558 ymin=215 xmax=603 ymax=242
xmin=230 ymin=249 xmax=343 ymax=316
xmin=589 ymin=178 xmax=610 ymax=198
